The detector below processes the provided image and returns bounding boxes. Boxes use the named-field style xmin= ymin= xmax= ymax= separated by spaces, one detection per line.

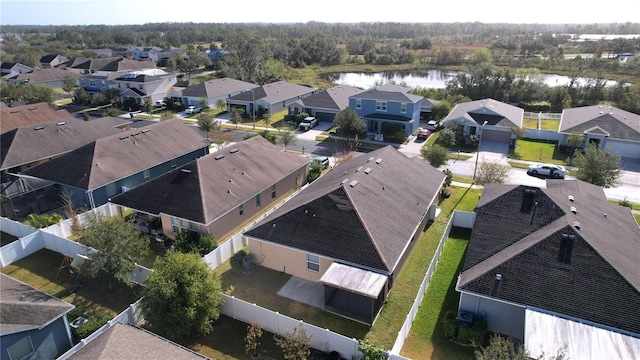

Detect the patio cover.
xmin=319 ymin=263 xmax=387 ymax=299
xmin=525 ymin=308 xmax=640 ymax=360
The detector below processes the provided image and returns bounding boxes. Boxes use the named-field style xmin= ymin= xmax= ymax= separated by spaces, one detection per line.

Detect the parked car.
xmin=299 ymin=116 xmax=318 ymax=131
xmin=185 ymin=106 xmax=201 ymax=114
xmin=154 ymin=100 xmax=166 ymax=108
xmin=425 ymin=120 xmax=440 ymax=131
xmin=527 ymin=163 xmax=566 ymax=179
xmin=417 ymin=128 xmax=430 ymax=140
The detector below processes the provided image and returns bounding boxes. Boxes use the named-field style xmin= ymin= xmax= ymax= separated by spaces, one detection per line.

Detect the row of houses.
xmin=1 ymin=98 xmax=639 ymax=358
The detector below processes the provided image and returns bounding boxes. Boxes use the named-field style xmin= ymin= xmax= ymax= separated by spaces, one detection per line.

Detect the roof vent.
xmin=119 ymin=135 xmax=129 ymax=140
xmin=229 ymin=148 xmax=239 ymax=154
xmin=131 ymin=132 xmax=141 ymax=137
xmin=34 ymin=126 xmax=45 ymax=130
xmin=570 ymin=206 xmax=577 ymax=214
xmin=356 ymin=166 xmax=363 ymax=172
xmin=375 ymin=158 xmax=383 ymax=164
xmin=181 ymin=169 xmax=191 ymax=173
xmin=367 ymin=156 xmax=374 ymax=162
xmin=568 ymin=195 xmax=574 ymax=202
xmin=349 ymin=180 xmax=358 ymax=187
xmin=573 ymin=222 xmax=581 ymax=230
xmin=57 ymin=121 xmax=66 ymax=126
xmin=215 ymin=154 xmax=225 ymax=160
xmin=141 ymin=129 xmax=150 ymax=133
xmin=364 ymin=167 xmax=372 ymax=174
xmin=340 ymin=178 xmax=349 ymax=185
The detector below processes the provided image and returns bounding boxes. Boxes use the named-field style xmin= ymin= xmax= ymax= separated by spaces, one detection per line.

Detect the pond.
xmin=325 ymin=70 xmax=621 ymax=89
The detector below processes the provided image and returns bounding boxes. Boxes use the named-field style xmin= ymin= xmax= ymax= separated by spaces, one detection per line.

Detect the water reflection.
xmin=326 ymin=70 xmax=620 ymax=89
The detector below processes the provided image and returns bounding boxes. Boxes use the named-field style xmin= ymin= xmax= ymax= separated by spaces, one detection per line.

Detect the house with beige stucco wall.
xmin=243 ymin=145 xmax=446 ymax=325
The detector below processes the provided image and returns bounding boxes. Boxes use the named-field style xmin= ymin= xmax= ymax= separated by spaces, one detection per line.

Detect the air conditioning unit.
xmin=457 ymin=311 xmax=474 ymax=325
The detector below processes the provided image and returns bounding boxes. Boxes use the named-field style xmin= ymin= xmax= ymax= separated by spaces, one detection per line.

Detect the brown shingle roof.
xmin=23 ymin=119 xmax=206 ymax=190
xmin=11 ymin=68 xmax=77 ymax=83
xmin=1 ymin=102 xmax=74 ymax=134
xmin=1 ymin=117 xmax=128 ymax=171
xmin=0 ymin=273 xmax=74 ymax=336
xmin=67 ymin=323 xmax=206 ymax=360
xmin=110 ymin=135 xmax=309 ymax=224
xmin=244 ymin=146 xmax=445 ymax=273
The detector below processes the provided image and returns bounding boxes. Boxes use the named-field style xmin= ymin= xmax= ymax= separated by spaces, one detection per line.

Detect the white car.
xmin=299 ymin=116 xmax=318 ymax=131
xmin=425 ymin=120 xmax=440 ymax=131
xmin=185 ymin=106 xmax=201 ymax=114
xmin=527 ymin=163 xmax=566 ymax=179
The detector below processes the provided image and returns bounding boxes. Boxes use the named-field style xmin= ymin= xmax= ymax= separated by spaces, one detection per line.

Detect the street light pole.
xmin=246 ymin=88 xmax=255 ymax=129
xmin=473 ymin=121 xmax=488 ymax=182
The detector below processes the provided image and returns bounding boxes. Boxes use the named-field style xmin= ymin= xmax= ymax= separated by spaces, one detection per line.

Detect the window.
xmin=239 ymin=204 xmax=244 ymax=216
xmin=307 ymin=254 xmax=320 ymax=272
xmin=256 ymin=194 xmax=261 ymax=207
xmin=118 ymin=83 xmax=121 ymax=89
xmin=126 ymin=83 xmax=130 ymax=88
xmin=89 ymin=80 xmax=96 ymax=87
xmin=7 ymin=336 xmax=34 ymax=360
xmin=271 ymin=185 xmax=277 ymax=199
xmin=401 ymin=103 xmax=407 ymax=113
xmin=143 ymin=169 xmax=150 ymax=180
xmin=139 ymin=84 xmax=143 ymax=90
xmin=356 ymin=99 xmax=361 ymax=109
xmin=376 ymin=101 xmax=387 ymax=111
xmin=106 ymin=183 xmax=117 ymax=196
xmin=171 ymin=217 xmax=194 ymax=233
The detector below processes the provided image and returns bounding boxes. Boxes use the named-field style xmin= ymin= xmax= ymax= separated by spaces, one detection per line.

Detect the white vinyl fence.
xmin=523 ymin=111 xmax=562 ymax=120
xmin=523 ymin=128 xmax=563 ymax=142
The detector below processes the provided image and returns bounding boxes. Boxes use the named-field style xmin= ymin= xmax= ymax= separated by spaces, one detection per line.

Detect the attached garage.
xmin=314 ymin=111 xmax=337 ymax=123
xmin=605 ymin=139 xmax=640 ymax=159
xmin=482 ymin=129 xmax=512 ymax=143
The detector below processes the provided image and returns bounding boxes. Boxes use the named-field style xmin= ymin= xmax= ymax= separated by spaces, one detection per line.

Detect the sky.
xmin=1 ymin=0 xmax=638 ymax=26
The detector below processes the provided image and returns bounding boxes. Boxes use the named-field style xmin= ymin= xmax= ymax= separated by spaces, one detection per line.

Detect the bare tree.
xmin=475 ymin=158 xmax=510 ymax=185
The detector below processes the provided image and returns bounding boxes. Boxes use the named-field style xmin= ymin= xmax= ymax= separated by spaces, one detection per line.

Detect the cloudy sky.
xmin=1 ymin=0 xmax=636 ymax=26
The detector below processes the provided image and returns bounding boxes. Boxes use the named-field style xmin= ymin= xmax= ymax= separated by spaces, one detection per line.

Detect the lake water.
xmin=326 ymin=70 xmax=620 ymax=89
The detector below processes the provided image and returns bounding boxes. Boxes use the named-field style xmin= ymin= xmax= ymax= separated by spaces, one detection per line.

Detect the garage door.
xmin=482 ymin=129 xmax=512 ymax=143
xmin=314 ymin=111 xmax=336 ymax=122
xmin=605 ymin=140 xmax=640 ymax=158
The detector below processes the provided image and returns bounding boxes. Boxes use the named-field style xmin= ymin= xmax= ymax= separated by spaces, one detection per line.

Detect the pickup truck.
xmin=185 ymin=106 xmax=202 ymax=114
xmin=299 ymin=117 xmax=318 ymax=131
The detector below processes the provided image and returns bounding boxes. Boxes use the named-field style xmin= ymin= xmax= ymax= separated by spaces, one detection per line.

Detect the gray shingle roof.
xmin=67 ymin=323 xmax=206 ymax=360
xmin=298 ymin=85 xmax=364 ymax=111
xmin=2 ymin=117 xmax=128 ymax=171
xmin=228 ymin=81 xmax=316 ymax=105
xmin=352 ymin=84 xmax=422 ymax=103
xmin=0 ymin=273 xmax=74 ymax=336
xmin=11 ymin=68 xmax=77 ymax=83
xmin=244 ymin=146 xmax=445 ymax=273
xmin=23 ymin=119 xmax=206 ymax=190
xmin=458 ymin=180 xmax=640 ymax=335
xmin=443 ymin=98 xmax=523 ymax=128
xmin=181 ymin=77 xmax=257 ymax=98
xmin=559 ymin=104 xmax=640 ymax=141
xmin=110 ymin=135 xmax=309 ymax=225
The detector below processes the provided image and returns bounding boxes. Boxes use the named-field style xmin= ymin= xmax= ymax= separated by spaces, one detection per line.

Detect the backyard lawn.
xmin=522 ymin=118 xmax=560 ymax=130
xmin=509 ymin=139 xmax=568 ymax=165
xmin=1 ymin=249 xmax=143 ymax=319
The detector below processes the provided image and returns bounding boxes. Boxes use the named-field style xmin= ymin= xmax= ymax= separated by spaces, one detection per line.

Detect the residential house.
xmin=1 ymin=102 xmax=74 ymax=134
xmin=558 ymin=104 xmax=640 ymax=159
xmin=180 ymin=77 xmax=257 ymax=109
xmin=226 ymin=81 xmax=317 ymax=117
xmin=1 ymin=62 xmax=33 ymax=79
xmin=420 ymin=97 xmax=441 ymax=121
xmin=137 ymin=47 xmax=163 ymax=63
xmin=205 ymin=49 xmax=227 ymax=69
xmin=157 ymin=47 xmax=188 ymax=66
xmin=1 ymin=117 xmax=129 ymax=173
xmin=62 ymin=323 xmax=207 ymax=360
xmin=6 ymin=68 xmax=78 ymax=88
xmin=113 ymin=69 xmax=178 ymax=106
xmin=456 ymin=180 xmax=640 ymax=358
xmin=110 ymin=135 xmax=309 ymax=242
xmin=88 ymin=49 xmax=113 ymax=58
xmin=1 ymin=273 xmax=75 ymax=360
xmin=39 ymin=54 xmax=70 ymax=68
xmin=442 ymin=98 xmax=523 ymax=150
xmin=288 ymin=85 xmax=364 ymax=123
xmin=349 ymin=84 xmax=423 ymax=140
xmin=243 ymin=146 xmax=446 ymax=325
xmin=63 ymin=57 xmax=156 ymax=75
xmin=22 ymin=119 xmax=208 ymax=209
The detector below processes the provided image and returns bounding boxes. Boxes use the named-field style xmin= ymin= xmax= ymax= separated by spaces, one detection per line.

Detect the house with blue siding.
xmin=22 ymin=119 xmax=208 ymax=209
xmin=348 ymin=84 xmax=423 ymax=140
xmin=1 ymin=273 xmax=75 ymax=360
xmin=288 ymin=85 xmax=364 ymax=123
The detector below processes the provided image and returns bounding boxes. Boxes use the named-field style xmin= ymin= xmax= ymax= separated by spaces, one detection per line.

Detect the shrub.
xmin=442 ymin=310 xmax=457 ymax=339
xmin=421 ymin=144 xmax=449 ymax=167
xmin=457 ymin=323 xmax=472 ymax=344
xmin=173 ymin=231 xmax=218 ymax=256
xmin=74 ymin=311 xmax=112 ymax=339
xmin=619 ymin=197 xmax=633 ymax=209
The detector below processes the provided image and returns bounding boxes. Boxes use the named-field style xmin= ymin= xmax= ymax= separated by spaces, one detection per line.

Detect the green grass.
xmin=522 ymin=118 xmax=560 ymax=130
xmin=1 ymin=231 xmax=18 ymax=246
xmin=507 ymin=161 xmax=530 ymax=169
xmin=1 ymin=249 xmax=143 ymax=319
xmin=449 ymin=154 xmax=473 ymax=161
xmin=509 ymin=139 xmax=568 ymax=165
xmin=634 ymin=214 xmax=640 ymax=226
xmin=452 ymin=176 xmax=473 ymax=184
xmin=607 ymin=199 xmax=640 ymax=211
xmin=400 ymin=227 xmax=475 ymax=360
